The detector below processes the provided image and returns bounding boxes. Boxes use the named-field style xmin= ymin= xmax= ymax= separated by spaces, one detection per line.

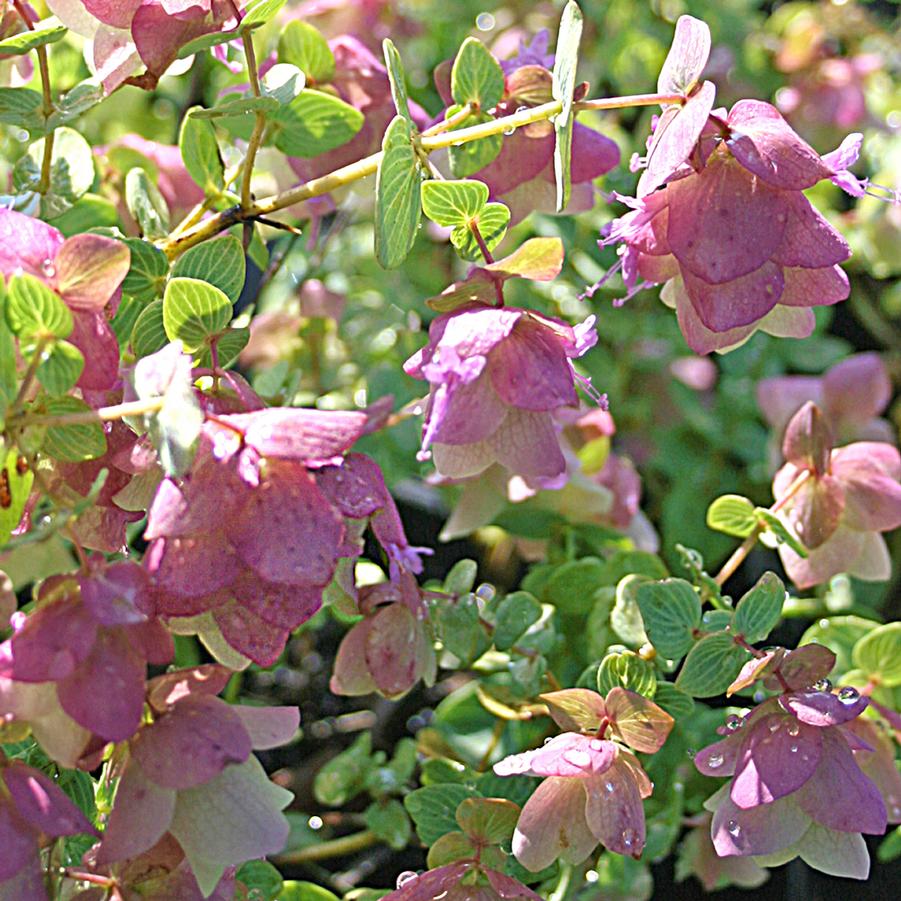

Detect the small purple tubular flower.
xmin=606 ymin=100 xmax=863 ymax=354
xmin=404 ymin=304 xmax=597 ymax=487
xmin=694 ymin=685 xmax=888 ymax=879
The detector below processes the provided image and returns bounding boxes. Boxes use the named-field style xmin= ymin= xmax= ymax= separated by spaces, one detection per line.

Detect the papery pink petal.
xmin=758 ymin=304 xmax=816 ymax=340
xmin=731 ymin=714 xmax=822 ymax=808
xmin=56 ymin=628 xmax=145 ymax=741
xmin=232 ymin=574 xmax=322 ymax=631
xmin=584 ymin=757 xmax=646 ymax=857
xmin=783 ymin=401 xmax=833 ymax=474
xmin=491 ymin=408 xmax=567 ymax=482
xmin=126 ymin=619 xmax=175 ymax=666
xmin=831 ymin=441 xmax=901 ymax=480
xmin=212 ymin=602 xmax=290 ymax=666
xmin=147 ymin=534 xmax=241 ymax=598
xmin=428 ymin=375 xmax=508 ymax=445
xmin=95 ymin=761 xmax=176 ymax=865
xmin=726 ymin=100 xmax=833 ymax=190
xmin=824 ymin=354 xmax=892 ymax=424
xmin=772 ymin=194 xmax=850 ymax=268
xmin=363 ymin=603 xmax=422 ymax=698
xmin=146 ymin=663 xmax=232 ymax=712
xmin=569 ymin=122 xmax=620 ymax=182
xmin=682 ymin=264 xmax=784 ymax=332
xmin=131 ymin=1 xmax=220 ymax=77
xmin=54 ymin=234 xmax=130 ymax=310
xmin=2 ymin=762 xmax=95 ymax=837
xmin=605 ymin=687 xmax=674 ymax=753
xmin=0 ymin=798 xmax=37 ymax=881
xmin=380 ymin=863 xmax=470 ymax=901
xmin=832 ymin=460 xmax=901 ymax=533
xmin=776 ymin=644 xmax=836 ymax=691
xmin=846 ymin=720 xmax=901 ymax=823
xmin=216 ymin=409 xmax=368 ymax=464
xmin=779 ymin=523 xmax=867 ymax=589
xmin=495 ymin=734 xmax=615 ymax=779
xmin=657 ymin=15 xmax=711 ymax=94
xmin=489 ymin=319 xmax=579 ymax=411
xmin=667 ymin=160 xmax=787 ymax=285
xmin=69 ymin=311 xmax=120 ymax=391
xmin=79 ymin=562 xmax=151 ymax=626
xmin=694 ymin=734 xmax=742 ymax=777
xmin=476 ymin=130 xmax=553 ymax=196
xmin=638 ymin=81 xmax=716 ymax=197
xmin=0 ymin=208 xmax=63 ymax=280
xmin=797 ymin=823 xmax=870 ymax=880
xmin=711 ymin=791 xmax=809 ymax=857
xmin=483 ymin=869 xmax=543 ymax=900
xmin=779 ymin=690 xmax=868 ymax=726
xmin=788 ymin=475 xmax=844 ymax=549
xmin=795 ymin=727 xmax=886 ymax=833
xmin=778 ymin=265 xmax=849 ymax=308
xmin=330 ymin=620 xmax=377 ymax=696
xmin=666 ymin=278 xmax=757 ymax=354
xmin=0 ymin=603 xmax=97 ymax=684
xmin=83 ymin=0 xmax=141 ymax=28
xmin=131 ymin=695 xmax=252 ymax=790
xmin=432 ymin=440 xmax=496 ymax=479
xmin=512 ymin=776 xmax=597 ymax=871
xmin=231 ymin=705 xmax=299 ymax=750
xmin=227 ymin=462 xmax=344 ymax=587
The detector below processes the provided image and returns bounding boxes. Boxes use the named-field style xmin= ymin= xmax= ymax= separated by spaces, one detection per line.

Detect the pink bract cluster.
xmin=47 ymin=1 xmax=242 ymax=91
xmin=694 ymin=672 xmax=895 ymax=879
xmin=404 ymin=304 xmax=597 ymax=487
xmin=604 ymin=17 xmax=865 ymax=354
xmin=145 ymin=407 xmax=424 ymax=666
xmin=493 ymin=687 xmax=673 ymax=870
xmin=772 ymin=401 xmax=901 ymax=589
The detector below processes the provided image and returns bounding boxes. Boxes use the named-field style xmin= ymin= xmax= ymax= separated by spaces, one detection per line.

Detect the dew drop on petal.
xmin=725 ymin=714 xmax=744 ymax=732
xmin=789 ymin=744 xmax=798 ymax=753
xmin=604 ymin=780 xmax=616 ymax=793
xmin=768 ymin=720 xmax=781 ymax=733
xmin=41 ymin=259 xmax=56 ymax=278
xmin=475 ymin=583 xmax=496 ymax=602
xmin=621 ymin=828 xmax=640 ymax=849
xmin=707 ymin=753 xmax=724 ymax=769
xmin=564 ymin=750 xmax=592 ymax=768
xmin=813 ymin=678 xmax=832 ymax=692
xmin=727 ymin=820 xmax=741 ymax=838
xmin=787 ymin=721 xmax=800 ymax=737
xmin=475 ymin=12 xmax=495 ymax=31
xmin=837 ymin=686 xmax=860 ymax=703
xmin=396 ymin=872 xmax=419 ymax=889
xmin=589 ymin=739 xmax=604 ymax=751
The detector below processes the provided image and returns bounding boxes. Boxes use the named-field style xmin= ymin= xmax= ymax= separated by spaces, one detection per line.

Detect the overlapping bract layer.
xmin=404 ymin=304 xmax=597 ymax=486
xmin=145 ymin=407 xmax=423 ymax=666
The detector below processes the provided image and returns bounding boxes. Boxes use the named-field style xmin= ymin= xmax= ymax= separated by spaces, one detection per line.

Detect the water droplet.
xmin=604 ymin=780 xmax=616 ymax=793
xmin=308 ymin=815 xmax=323 ymax=830
xmin=475 ymin=583 xmax=496 ymax=602
xmin=768 ymin=720 xmax=781 ymax=733
xmin=838 ymin=686 xmax=860 ymax=703
xmin=725 ymin=714 xmax=744 ymax=732
xmin=813 ymin=678 xmax=832 ymax=692
xmin=475 ymin=12 xmax=495 ymax=31
xmin=503 ymin=125 xmax=515 ymax=136
xmin=41 ymin=259 xmax=55 ymax=278
xmin=543 ymin=736 xmax=553 ymax=745
xmin=621 ymin=828 xmax=639 ymax=849
xmin=707 ymin=753 xmax=724 ymax=769
xmin=590 ymin=739 xmax=604 ymax=751
xmin=727 ymin=820 xmax=741 ymax=838
xmin=789 ymin=744 xmax=799 ymax=753
xmin=564 ymin=750 xmax=592 ymax=768
xmin=396 ymin=871 xmax=419 ymax=888
xmin=787 ymin=721 xmax=800 ymax=737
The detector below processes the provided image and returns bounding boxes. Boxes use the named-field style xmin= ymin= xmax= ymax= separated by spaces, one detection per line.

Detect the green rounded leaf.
xmin=452 ymin=202 xmax=510 ymax=262
xmin=0 ymin=87 xmax=43 ymax=131
xmin=0 ymin=17 xmax=66 ymax=55
xmin=597 ymin=651 xmax=657 ymax=698
xmin=274 ymin=90 xmax=364 ymax=158
xmin=375 ymin=115 xmax=422 ymax=269
xmin=42 ymin=397 xmax=106 ymax=462
xmin=652 ymin=681 xmax=694 ymax=717
xmin=131 ymin=299 xmax=168 ymax=359
xmin=278 ymin=20 xmax=335 ymax=83
xmin=706 ymin=494 xmax=758 ymax=537
xmin=0 ymin=445 xmax=35 ymax=546
xmin=13 ymin=127 xmax=94 ymax=219
xmin=451 ymin=37 xmax=504 ymax=110
xmin=551 ymin=1 xmax=583 ymax=211
xmin=6 ymin=274 xmax=72 ymax=339
xmin=493 ymin=591 xmax=542 ymax=651
xmin=635 ymin=578 xmax=702 ymax=661
xmin=675 ymin=632 xmax=750 ymax=698
xmin=180 ymin=110 xmax=225 ymax=194
xmin=125 ymin=167 xmax=170 ymax=239
xmin=163 ymin=278 xmax=233 ymax=352
xmin=443 ymin=559 xmax=478 ymax=596
xmin=382 ymin=38 xmax=412 ymax=122
xmin=455 ymin=797 xmax=519 ymax=845
xmin=190 ymin=96 xmax=280 ymax=120
xmin=421 ymin=179 xmax=488 ymax=227
xmin=853 ymin=622 xmax=901 ymax=687
xmin=121 ymin=239 xmax=169 ymax=302
xmin=240 ymin=0 xmax=288 ymax=29
xmin=364 ymin=798 xmax=412 ymax=850
xmin=171 ymin=235 xmax=246 ymax=303
xmin=37 ymin=340 xmax=84 ymax=395
xmin=732 ymin=572 xmax=785 ymax=644
xmin=446 ymin=106 xmax=503 ymax=178
xmin=404 ymin=783 xmax=478 ymax=846
xmin=313 ymin=733 xmax=373 ymax=807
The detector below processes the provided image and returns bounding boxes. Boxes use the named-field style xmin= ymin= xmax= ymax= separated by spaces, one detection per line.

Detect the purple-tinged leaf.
xmin=605 ymin=687 xmax=674 ymax=753
xmin=779 ymin=689 xmax=868 ymax=726
xmin=539 ymin=688 xmax=607 ymax=733
xmin=54 ymin=234 xmax=130 ymax=310
xmin=232 ymin=705 xmax=300 ymax=750
xmin=783 ymin=401 xmax=833 ymax=474
xmin=2 ymin=761 xmax=96 ymax=837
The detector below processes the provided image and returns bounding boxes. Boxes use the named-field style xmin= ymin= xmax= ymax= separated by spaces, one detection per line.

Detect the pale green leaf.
xmin=375 ymin=115 xmax=422 ymax=269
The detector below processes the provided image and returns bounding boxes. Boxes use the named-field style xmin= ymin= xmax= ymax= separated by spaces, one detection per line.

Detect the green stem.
xmin=159 ymin=89 xmax=686 ymax=259
xmin=241 ymin=30 xmax=265 ymax=210
xmin=274 ymin=829 xmax=378 ymax=864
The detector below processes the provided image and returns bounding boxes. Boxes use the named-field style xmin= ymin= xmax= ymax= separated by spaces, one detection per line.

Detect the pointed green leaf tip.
xmin=552 ymin=0 xmax=584 ymax=211
xmin=375 ymin=115 xmax=422 ymax=269
xmin=733 ymin=572 xmax=785 ymax=643
xmin=383 ymin=38 xmax=413 ymax=124
xmin=450 ymin=37 xmax=504 ymax=110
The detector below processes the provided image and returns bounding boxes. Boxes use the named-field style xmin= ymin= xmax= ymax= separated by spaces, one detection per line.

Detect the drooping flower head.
xmin=404 ymin=304 xmax=598 ymax=487
xmin=602 ymin=17 xmax=866 ymax=354
xmin=493 ymin=687 xmax=673 ymax=870
xmin=694 ymin=662 xmax=891 ymax=880
xmin=772 ymin=401 xmax=901 ymax=589
xmin=145 ymin=406 xmax=424 ymax=667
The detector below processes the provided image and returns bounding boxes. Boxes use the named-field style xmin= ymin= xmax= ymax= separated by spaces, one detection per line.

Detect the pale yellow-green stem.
xmin=159 ymin=90 xmax=684 ymax=260
xmin=240 ymin=30 xmax=266 ymax=210
xmin=14 ymin=396 xmax=165 ymax=430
